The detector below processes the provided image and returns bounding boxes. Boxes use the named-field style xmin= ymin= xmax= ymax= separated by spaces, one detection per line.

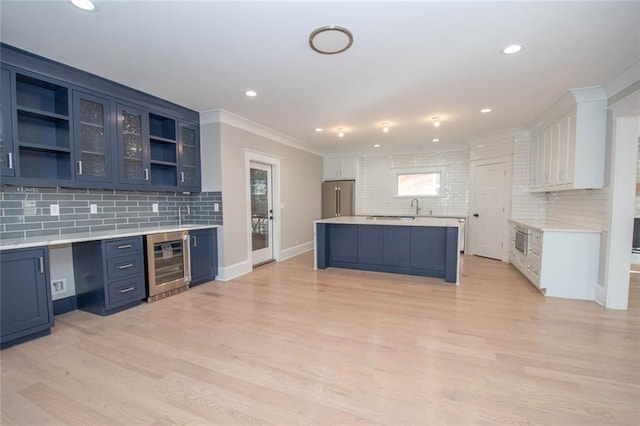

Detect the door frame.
xmin=468 ymin=156 xmax=512 ymax=261
xmin=244 ymin=149 xmax=281 ymax=267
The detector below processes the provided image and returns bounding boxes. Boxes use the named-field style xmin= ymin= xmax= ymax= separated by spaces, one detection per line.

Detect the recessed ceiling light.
xmin=432 ymin=116 xmax=441 ymax=128
xmin=502 ymin=44 xmax=523 ymax=55
xmin=245 ymin=90 xmax=257 ymax=97
xmin=481 ymin=108 xmax=492 ymax=113
xmin=309 ymin=26 xmax=354 ymax=55
xmin=382 ymin=123 xmax=390 ymax=133
xmin=432 ymin=138 xmax=440 ymax=143
xmin=337 ymin=128 xmax=344 ymax=138
xmin=70 ymin=0 xmax=97 ymax=11
xmin=315 ymin=128 xmax=323 ymax=132
xmin=373 ymin=144 xmax=381 ymax=148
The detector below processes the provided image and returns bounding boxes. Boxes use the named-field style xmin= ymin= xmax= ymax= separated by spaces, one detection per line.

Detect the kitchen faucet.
xmin=178 ymin=204 xmax=190 ymax=227
xmin=410 ymin=198 xmax=421 ymax=215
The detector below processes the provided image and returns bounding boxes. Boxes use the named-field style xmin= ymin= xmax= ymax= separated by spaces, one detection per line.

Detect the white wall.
xmin=200 ymin=111 xmax=323 ymax=280
xmin=357 ymin=148 xmax=470 ymax=216
xmin=510 ymin=132 xmax=547 ymax=219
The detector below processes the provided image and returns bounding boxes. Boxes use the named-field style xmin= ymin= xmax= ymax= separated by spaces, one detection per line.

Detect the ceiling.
xmin=1 ymin=1 xmax=639 ymax=155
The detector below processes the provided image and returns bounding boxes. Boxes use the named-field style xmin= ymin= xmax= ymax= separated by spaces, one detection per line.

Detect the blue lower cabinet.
xmin=190 ymin=228 xmax=218 ymax=286
xmin=329 ymin=224 xmax=358 ymax=263
xmin=1 ymin=247 xmax=53 ymax=349
xmin=318 ymin=223 xmax=458 ymax=283
xmin=357 ymin=225 xmax=383 ymax=265
xmin=73 ymin=237 xmax=145 ymax=316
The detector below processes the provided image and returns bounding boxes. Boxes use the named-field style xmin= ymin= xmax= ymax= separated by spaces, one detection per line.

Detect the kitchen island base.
xmin=315 ymin=220 xmax=459 ymax=283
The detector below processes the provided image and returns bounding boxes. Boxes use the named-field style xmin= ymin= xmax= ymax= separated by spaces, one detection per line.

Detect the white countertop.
xmin=316 ymin=216 xmax=463 ymax=227
xmin=0 ymin=224 xmax=220 ymax=251
xmin=508 ymin=218 xmax=601 ymax=233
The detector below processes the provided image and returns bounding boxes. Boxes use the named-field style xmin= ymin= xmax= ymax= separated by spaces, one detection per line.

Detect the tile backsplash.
xmin=357 ymin=149 xmax=470 ymax=216
xmin=0 ymin=186 xmax=222 ymax=241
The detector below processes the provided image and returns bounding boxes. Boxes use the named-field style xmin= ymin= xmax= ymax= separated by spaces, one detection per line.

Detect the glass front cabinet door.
xmin=178 ymin=122 xmax=200 ymax=190
xmin=117 ymin=103 xmax=149 ymax=186
xmin=73 ymin=91 xmax=111 ymax=183
xmin=0 ymin=68 xmax=15 ymax=177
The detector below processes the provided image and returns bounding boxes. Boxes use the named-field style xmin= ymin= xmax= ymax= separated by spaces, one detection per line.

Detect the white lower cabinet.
xmin=508 ymin=221 xmax=601 ymax=300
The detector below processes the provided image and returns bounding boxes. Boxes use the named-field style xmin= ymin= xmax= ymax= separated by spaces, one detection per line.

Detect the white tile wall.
xmin=357 ymin=149 xmax=470 ymax=216
xmin=510 ymin=133 xmax=547 ymax=219
xmin=546 ymin=188 xmax=610 ymax=230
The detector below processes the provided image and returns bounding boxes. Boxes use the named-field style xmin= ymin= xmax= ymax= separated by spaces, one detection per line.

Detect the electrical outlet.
xmin=152 ymin=203 xmax=159 ymax=212
xmin=50 ymin=204 xmax=59 ymax=216
xmin=90 ymin=204 xmax=98 ymax=214
xmin=51 ymin=279 xmax=66 ymax=294
xmin=213 ymin=203 xmax=219 ymax=212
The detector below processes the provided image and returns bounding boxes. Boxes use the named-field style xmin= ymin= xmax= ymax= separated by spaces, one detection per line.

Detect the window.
xmin=395 ymin=169 xmax=443 ymax=197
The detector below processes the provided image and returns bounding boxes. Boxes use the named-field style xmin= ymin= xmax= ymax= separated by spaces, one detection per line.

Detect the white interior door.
xmin=470 ymin=160 xmax=508 ymax=260
xmin=250 ymin=162 xmax=274 ymax=265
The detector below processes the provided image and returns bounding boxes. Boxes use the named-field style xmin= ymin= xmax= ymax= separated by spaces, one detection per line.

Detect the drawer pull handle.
xmin=117 ymin=244 xmax=132 ymax=249
xmin=118 ymin=263 xmax=134 ymax=269
xmin=119 ymin=287 xmax=135 ymax=293
xmin=8 ymin=152 xmax=13 ymax=169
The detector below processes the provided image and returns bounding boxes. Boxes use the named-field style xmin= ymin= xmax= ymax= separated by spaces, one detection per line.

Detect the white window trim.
xmin=392 ymin=166 xmax=446 ymax=198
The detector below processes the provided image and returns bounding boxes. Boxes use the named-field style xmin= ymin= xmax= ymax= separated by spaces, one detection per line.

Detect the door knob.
xmin=473 ymin=213 xmax=479 ymax=217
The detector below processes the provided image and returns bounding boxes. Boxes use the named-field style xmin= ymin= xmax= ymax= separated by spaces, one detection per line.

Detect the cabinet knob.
xmin=473 ymin=213 xmax=479 ymax=218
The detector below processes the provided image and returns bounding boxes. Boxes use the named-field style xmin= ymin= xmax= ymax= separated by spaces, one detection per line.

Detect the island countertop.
xmin=315 ymin=216 xmax=463 ymax=228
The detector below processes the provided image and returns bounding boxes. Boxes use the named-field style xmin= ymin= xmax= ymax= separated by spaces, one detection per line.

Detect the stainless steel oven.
xmin=145 ymin=231 xmax=191 ymax=302
xmin=515 ymin=226 xmax=529 ymax=256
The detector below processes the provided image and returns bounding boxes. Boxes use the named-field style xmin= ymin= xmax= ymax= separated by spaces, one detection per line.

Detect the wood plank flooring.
xmin=2 ymin=253 xmax=639 ymax=425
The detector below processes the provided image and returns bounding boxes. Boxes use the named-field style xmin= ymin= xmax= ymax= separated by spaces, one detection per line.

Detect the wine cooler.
xmin=145 ymin=231 xmax=191 ymax=302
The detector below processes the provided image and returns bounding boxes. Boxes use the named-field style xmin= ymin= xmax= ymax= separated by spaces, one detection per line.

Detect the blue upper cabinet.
xmin=117 ymin=103 xmax=150 ymax=187
xmin=178 ymin=122 xmax=200 ymax=191
xmin=0 ymin=67 xmax=15 ymax=177
xmin=0 ymin=43 xmax=201 ymax=192
xmin=73 ymin=90 xmax=112 ymax=183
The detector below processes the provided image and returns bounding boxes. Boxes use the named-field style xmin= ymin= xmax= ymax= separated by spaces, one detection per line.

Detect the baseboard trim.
xmin=216 ymin=259 xmax=252 ymax=281
xmin=280 ymin=241 xmax=314 ymax=261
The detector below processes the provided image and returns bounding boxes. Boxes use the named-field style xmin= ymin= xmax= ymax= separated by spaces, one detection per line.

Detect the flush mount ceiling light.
xmin=337 ymin=128 xmax=344 ymax=138
xmin=245 ymin=90 xmax=257 ymax=97
xmin=480 ymin=108 xmax=492 ymax=113
xmin=309 ymin=25 xmax=354 ymax=55
xmin=432 ymin=116 xmax=441 ymax=128
xmin=502 ymin=44 xmax=523 ymax=55
xmin=70 ymin=0 xmax=97 ymax=11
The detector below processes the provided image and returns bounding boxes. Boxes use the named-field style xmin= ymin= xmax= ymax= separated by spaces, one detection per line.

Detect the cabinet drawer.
xmin=106 ymin=254 xmax=143 ymax=281
xmin=106 ymin=276 xmax=144 ymax=307
xmin=105 ymin=237 xmax=142 ymax=258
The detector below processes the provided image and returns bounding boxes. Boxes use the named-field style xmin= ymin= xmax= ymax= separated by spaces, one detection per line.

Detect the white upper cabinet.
xmin=323 ymin=156 xmax=356 ymax=181
xmin=530 ymin=86 xmax=606 ymax=192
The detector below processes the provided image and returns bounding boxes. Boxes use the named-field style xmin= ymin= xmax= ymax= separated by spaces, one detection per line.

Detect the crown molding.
xmin=200 ymin=109 xmax=322 ymax=156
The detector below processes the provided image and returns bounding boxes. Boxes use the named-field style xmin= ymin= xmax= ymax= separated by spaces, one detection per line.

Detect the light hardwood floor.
xmin=1 ymin=253 xmax=639 ymax=425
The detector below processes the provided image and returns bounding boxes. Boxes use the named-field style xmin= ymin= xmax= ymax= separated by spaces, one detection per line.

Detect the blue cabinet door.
xmin=178 ymin=122 xmax=201 ymax=191
xmin=116 ymin=103 xmax=150 ymax=186
xmin=72 ymin=90 xmax=112 ymax=183
xmin=383 ymin=226 xmax=411 ymax=268
xmin=357 ymin=225 xmax=383 ymax=265
xmin=410 ymin=227 xmax=446 ymax=272
xmin=1 ymin=67 xmax=15 ymax=177
xmin=329 ymin=224 xmax=358 ymax=263
xmin=0 ymin=248 xmax=53 ymax=347
xmin=190 ymin=228 xmax=218 ymax=286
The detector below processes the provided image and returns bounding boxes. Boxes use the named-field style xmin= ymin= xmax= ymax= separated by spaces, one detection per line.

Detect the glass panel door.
xmin=250 ymin=162 xmax=273 ymax=265
xmin=0 ymin=68 xmax=14 ymax=177
xmin=74 ymin=91 xmax=110 ymax=181
xmin=178 ymin=122 xmax=199 ymax=187
xmin=152 ymin=240 xmax=185 ymax=285
xmin=117 ymin=103 xmax=149 ymax=185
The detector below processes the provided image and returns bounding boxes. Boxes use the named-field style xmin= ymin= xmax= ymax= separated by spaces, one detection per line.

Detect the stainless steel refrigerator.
xmin=322 ymin=180 xmax=355 ymax=218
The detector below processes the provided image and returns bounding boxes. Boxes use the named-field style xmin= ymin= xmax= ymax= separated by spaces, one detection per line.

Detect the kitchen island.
xmin=314 ymin=216 xmax=461 ymax=283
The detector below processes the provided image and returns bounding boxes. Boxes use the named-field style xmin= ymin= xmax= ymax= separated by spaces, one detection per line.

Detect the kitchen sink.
xmin=365 ymin=215 xmax=415 ymax=221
